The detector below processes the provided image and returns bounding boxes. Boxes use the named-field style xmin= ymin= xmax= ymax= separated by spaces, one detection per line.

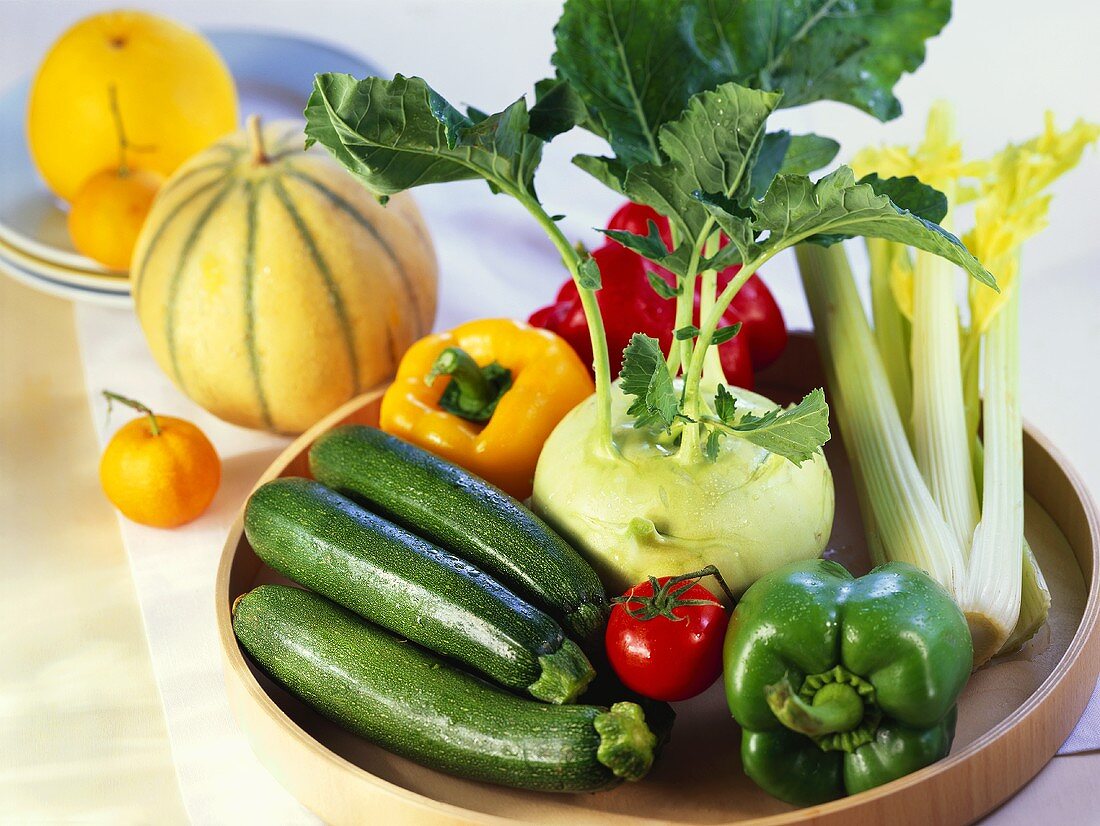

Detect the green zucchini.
xmin=308 ymin=425 xmax=609 ymax=643
xmin=232 ymin=585 xmax=657 ymax=792
xmin=244 ymin=478 xmax=593 ymax=704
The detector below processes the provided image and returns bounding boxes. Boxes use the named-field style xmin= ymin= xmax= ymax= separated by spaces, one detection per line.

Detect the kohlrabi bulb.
xmin=532 ymin=380 xmax=835 ymax=596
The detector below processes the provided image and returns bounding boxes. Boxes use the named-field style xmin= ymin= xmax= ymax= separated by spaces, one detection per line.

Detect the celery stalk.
xmin=1001 ymin=540 xmax=1051 ymax=655
xmin=910 ymin=246 xmax=981 ymax=555
xmin=866 ymin=238 xmax=913 ymax=441
xmin=963 ymin=285 xmax=1024 ymax=662
xmin=797 ymin=243 xmax=967 ymax=591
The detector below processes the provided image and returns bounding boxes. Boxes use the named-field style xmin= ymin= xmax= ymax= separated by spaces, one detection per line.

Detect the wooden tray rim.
xmin=214 ymin=386 xmax=1100 ymax=826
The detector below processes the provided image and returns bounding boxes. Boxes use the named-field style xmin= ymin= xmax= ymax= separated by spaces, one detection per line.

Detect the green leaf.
xmin=621 ymin=333 xmax=679 ymax=429
xmin=712 ymin=322 xmax=743 ymax=345
xmin=809 ymin=173 xmax=951 ymax=245
xmin=601 ymin=221 xmax=693 ymax=278
xmin=703 ymin=429 xmax=723 ymax=461
xmin=714 ymin=384 xmax=737 ymax=423
xmin=752 ymin=132 xmax=842 ymax=198
xmin=722 ymin=388 xmax=831 ymax=466
xmin=305 ymin=73 xmax=544 ymax=199
xmin=553 ymin=0 xmax=952 ymax=166
xmin=585 ymin=82 xmax=781 ymax=243
xmin=530 ymin=78 xmax=588 ymax=141
xmin=783 ymin=134 xmax=842 ymax=175
xmin=578 ymin=256 xmax=602 ymax=290
xmin=646 ymin=270 xmax=680 ymax=299
xmin=674 ymin=325 xmax=700 ymax=340
xmin=752 ymin=167 xmax=998 ymax=289
xmin=858 ymin=174 xmax=949 ymax=224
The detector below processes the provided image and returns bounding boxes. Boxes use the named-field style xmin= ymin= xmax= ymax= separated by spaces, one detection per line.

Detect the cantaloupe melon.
xmin=131 ymin=117 xmax=438 ymax=434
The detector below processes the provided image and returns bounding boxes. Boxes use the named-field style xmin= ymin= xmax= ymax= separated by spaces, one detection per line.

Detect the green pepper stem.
xmin=427 ymin=346 xmax=492 ymax=400
xmin=765 ymin=676 xmax=864 ymax=737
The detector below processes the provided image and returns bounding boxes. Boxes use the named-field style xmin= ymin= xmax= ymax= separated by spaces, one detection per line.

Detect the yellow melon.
xmin=131 ymin=117 xmax=438 ymax=434
xmin=27 ymin=10 xmax=238 ymax=203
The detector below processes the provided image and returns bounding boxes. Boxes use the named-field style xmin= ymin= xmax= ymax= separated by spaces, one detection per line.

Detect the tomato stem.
xmin=612 ymin=565 xmax=735 ymax=621
xmin=103 ymin=390 xmax=161 ymax=436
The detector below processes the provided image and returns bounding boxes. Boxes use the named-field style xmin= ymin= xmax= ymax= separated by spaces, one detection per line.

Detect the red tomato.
xmin=606 ymin=572 xmax=730 ymax=702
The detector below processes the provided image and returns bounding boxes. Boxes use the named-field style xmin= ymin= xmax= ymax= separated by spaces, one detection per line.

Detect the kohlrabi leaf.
xmin=749 ymin=167 xmax=998 ymax=289
xmin=714 ymin=384 xmax=737 ymax=423
xmin=751 ymin=132 xmax=841 ymax=196
xmin=581 ymin=82 xmax=780 ymax=244
xmin=601 ymin=221 xmax=694 ymax=277
xmin=621 ymin=333 xmax=678 ymax=429
xmin=305 ymin=73 xmax=544 ymax=199
xmin=529 ymin=78 xmax=588 ymax=141
xmin=553 ymin=0 xmax=951 ymax=166
xmin=859 ymin=174 xmax=949 ymax=224
xmin=721 ymin=388 xmax=831 ymax=466
xmin=712 ymin=322 xmax=743 ymax=344
xmin=577 ymin=256 xmax=603 ymax=290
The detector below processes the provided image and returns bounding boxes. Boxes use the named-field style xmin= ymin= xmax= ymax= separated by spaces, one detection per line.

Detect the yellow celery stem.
xmin=910 ymin=234 xmax=981 ymax=558
xmin=797 ymin=243 xmax=966 ymax=592
xmin=866 ymin=238 xmax=913 ymax=445
xmin=964 ymin=285 xmax=1024 ymax=665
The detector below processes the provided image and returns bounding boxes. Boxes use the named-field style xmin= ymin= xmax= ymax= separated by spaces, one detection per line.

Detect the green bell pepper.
xmin=724 ymin=559 xmax=972 ymax=806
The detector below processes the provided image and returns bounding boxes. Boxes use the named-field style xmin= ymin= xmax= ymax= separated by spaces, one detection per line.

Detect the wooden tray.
xmin=215 ymin=335 xmax=1100 ymax=825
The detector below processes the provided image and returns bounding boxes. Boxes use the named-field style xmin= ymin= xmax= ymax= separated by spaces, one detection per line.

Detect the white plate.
xmin=0 ymin=29 xmax=378 ymax=299
xmin=0 ymin=235 xmax=130 ymax=293
xmin=0 ymin=254 xmax=131 ymax=309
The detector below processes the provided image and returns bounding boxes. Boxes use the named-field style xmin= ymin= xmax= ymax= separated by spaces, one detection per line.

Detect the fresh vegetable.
xmin=244 ymin=477 xmax=594 ymax=703
xmin=308 ymin=425 xmax=609 ymax=645
xmin=528 ymin=241 xmax=759 ymax=386
xmin=380 ymin=318 xmax=592 ymax=499
xmin=28 ymin=9 xmax=237 ymax=202
xmin=532 ymin=381 xmax=835 ymax=595
xmin=799 ymin=109 xmax=1097 ymax=663
xmin=67 ymin=85 xmax=162 ymax=271
xmin=724 ymin=559 xmax=971 ymax=806
xmin=233 ymin=584 xmax=657 ymax=791
xmin=607 ymin=201 xmax=788 ymax=370
xmin=98 ymin=391 xmax=220 ymax=527
xmin=606 ymin=567 xmax=732 ymax=702
xmin=529 ymin=201 xmax=787 ymax=390
xmin=302 ymin=0 xmax=990 ymax=601
xmin=132 ymin=114 xmax=437 ymax=434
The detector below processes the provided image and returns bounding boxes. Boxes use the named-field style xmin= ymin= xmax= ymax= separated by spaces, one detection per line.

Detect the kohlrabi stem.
xmin=521 ymin=196 xmax=614 ymax=455
xmin=669 ymin=220 xmax=711 ymax=376
xmin=665 ymin=221 xmax=689 ymax=373
xmin=698 ymin=231 xmax=726 ymax=386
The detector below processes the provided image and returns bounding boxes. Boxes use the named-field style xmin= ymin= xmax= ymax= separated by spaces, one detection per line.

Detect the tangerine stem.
xmin=103 ymin=390 xmax=161 ymax=436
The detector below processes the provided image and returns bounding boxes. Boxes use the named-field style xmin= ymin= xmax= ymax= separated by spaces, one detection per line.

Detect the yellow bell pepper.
xmin=380 ymin=318 xmax=594 ymax=499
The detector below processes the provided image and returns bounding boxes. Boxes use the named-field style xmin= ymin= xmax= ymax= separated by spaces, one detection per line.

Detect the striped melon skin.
xmin=131 ymin=120 xmax=437 ymax=434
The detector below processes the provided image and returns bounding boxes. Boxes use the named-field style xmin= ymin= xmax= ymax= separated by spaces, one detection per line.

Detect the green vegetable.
xmin=800 ymin=111 xmax=1097 ymax=663
xmin=233 ymin=585 xmax=657 ymax=791
xmin=724 ymin=559 xmax=971 ymax=805
xmin=307 ymin=425 xmax=609 ymax=644
xmin=302 ymin=0 xmax=987 ymax=605
xmin=243 ymin=478 xmax=593 ymax=704
xmin=532 ymin=381 xmax=835 ymax=595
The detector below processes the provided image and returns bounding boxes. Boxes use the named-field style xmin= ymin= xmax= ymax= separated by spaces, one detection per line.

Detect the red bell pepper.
xmin=529 ymin=202 xmax=787 ymax=390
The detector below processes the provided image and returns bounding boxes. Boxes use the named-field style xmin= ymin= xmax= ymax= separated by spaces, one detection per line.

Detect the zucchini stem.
xmin=593 ymin=702 xmax=658 ymax=782
xmin=529 ymin=639 xmax=596 ymax=704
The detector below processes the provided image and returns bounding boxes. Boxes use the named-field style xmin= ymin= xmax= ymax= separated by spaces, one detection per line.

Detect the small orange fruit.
xmin=68 ymin=167 xmax=162 ymax=270
xmin=99 ymin=391 xmax=221 ymax=528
